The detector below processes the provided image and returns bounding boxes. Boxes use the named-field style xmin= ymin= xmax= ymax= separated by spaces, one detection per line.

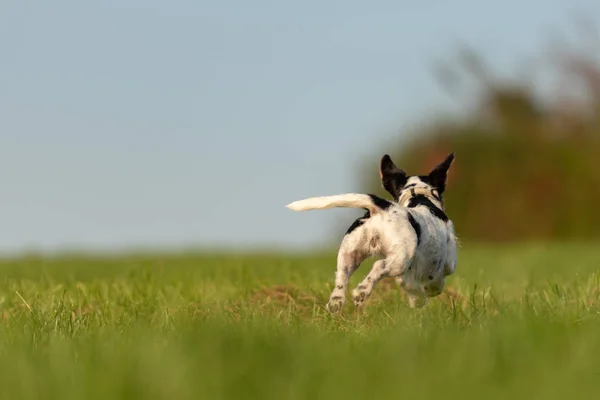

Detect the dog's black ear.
xmin=379 ymin=154 xmax=407 ymax=199
xmin=427 ymin=152 xmax=455 ymax=193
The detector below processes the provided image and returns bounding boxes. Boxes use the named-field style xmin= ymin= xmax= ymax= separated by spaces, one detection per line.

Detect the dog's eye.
xmin=428 ymin=275 xmax=433 ymax=280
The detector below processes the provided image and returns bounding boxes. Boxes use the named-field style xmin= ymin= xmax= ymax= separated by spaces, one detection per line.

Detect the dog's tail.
xmin=286 ymin=193 xmax=390 ymax=215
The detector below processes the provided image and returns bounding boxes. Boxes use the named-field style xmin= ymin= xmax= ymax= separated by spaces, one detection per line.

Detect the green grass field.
xmin=1 ymin=243 xmax=600 ymax=399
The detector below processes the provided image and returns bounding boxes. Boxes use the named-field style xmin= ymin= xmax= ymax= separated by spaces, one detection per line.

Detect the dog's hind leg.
xmin=326 ymin=247 xmax=367 ymax=314
xmin=351 ymin=260 xmax=389 ymax=307
xmin=352 ymin=247 xmax=415 ymax=308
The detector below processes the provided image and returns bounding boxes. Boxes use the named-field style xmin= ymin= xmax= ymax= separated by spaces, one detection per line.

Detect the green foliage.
xmin=362 ymin=46 xmax=600 ymax=241
xmin=1 ymin=245 xmax=600 ymax=399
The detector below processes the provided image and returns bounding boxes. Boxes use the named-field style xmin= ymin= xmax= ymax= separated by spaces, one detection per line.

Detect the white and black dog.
xmin=286 ymin=153 xmax=458 ymax=312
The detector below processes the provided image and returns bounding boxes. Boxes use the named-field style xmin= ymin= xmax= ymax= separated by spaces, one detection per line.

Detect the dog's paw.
xmin=351 ymin=287 xmax=368 ymax=307
xmin=326 ymin=296 xmax=345 ymax=314
xmin=408 ymin=294 xmax=429 ymax=309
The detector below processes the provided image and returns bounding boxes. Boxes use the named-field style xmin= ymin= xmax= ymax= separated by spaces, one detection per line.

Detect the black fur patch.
xmin=407 ymin=212 xmax=421 ymax=245
xmin=368 ymin=194 xmax=392 ymax=210
xmin=407 ymin=195 xmax=448 ymax=222
xmin=418 ymin=175 xmax=436 ymax=190
xmin=419 ymin=174 xmax=447 ymax=196
xmin=345 ymin=211 xmax=370 ymax=235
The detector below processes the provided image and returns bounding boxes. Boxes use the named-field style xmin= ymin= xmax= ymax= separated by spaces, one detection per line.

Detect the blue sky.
xmin=1 ymin=0 xmax=598 ymax=253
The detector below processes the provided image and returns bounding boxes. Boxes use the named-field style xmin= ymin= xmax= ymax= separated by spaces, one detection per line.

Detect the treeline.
xmin=362 ymin=34 xmax=600 ymax=242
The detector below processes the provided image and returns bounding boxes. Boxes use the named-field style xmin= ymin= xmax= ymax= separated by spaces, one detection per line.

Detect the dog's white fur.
xmin=287 ymin=194 xmax=383 ymax=214
xmin=286 ymin=154 xmax=458 ymax=312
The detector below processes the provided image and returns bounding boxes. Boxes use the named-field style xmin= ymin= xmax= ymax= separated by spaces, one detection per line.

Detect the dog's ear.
xmin=427 ymin=152 xmax=455 ymax=193
xmin=379 ymin=154 xmax=407 ymax=199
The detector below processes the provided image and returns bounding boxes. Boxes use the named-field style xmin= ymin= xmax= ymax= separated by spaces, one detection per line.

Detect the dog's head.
xmin=379 ymin=152 xmax=455 ymax=206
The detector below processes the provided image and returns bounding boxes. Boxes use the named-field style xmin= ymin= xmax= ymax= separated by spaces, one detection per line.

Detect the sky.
xmin=1 ymin=0 xmax=599 ymax=254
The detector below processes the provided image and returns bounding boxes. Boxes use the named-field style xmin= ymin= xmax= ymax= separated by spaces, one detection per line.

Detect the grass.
xmin=1 ymin=242 xmax=600 ymax=399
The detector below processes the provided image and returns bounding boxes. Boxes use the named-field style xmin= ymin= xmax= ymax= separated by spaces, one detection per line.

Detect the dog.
xmin=286 ymin=153 xmax=458 ymax=312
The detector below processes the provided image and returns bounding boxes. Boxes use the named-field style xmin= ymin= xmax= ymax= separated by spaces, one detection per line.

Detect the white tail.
xmin=286 ymin=193 xmax=384 ymax=215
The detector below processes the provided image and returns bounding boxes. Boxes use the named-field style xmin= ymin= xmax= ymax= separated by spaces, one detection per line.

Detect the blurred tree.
xmin=360 ymin=38 xmax=600 ymax=242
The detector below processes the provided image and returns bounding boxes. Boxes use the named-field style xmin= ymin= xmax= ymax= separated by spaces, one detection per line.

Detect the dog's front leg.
xmin=407 ymin=294 xmax=429 ymax=308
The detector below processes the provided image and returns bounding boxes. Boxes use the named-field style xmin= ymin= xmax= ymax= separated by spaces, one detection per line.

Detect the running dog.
xmin=286 ymin=153 xmax=458 ymax=312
